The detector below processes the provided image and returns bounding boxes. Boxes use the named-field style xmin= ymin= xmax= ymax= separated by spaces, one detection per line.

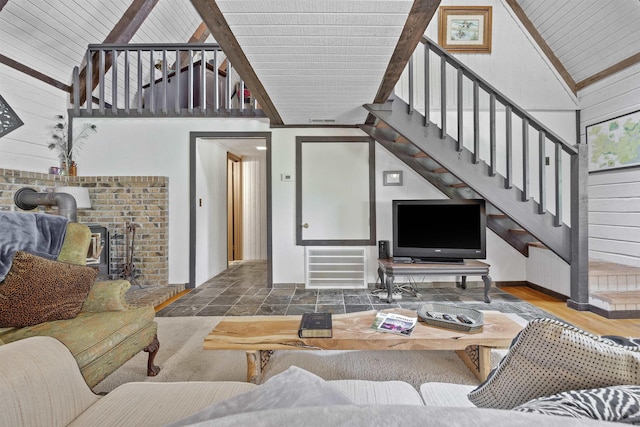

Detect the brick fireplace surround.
xmin=0 ymin=168 xmax=169 ymax=287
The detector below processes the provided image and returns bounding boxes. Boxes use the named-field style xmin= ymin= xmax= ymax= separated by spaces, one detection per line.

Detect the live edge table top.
xmin=204 ymin=309 xmax=523 ymax=383
xmin=203 ymin=309 xmax=521 ymax=352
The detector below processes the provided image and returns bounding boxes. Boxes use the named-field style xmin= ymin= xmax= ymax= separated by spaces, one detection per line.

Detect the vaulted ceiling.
xmin=1 ymin=0 xmax=639 ymax=127
xmin=193 ymin=0 xmax=640 ymax=125
xmin=506 ymin=0 xmax=640 ymax=92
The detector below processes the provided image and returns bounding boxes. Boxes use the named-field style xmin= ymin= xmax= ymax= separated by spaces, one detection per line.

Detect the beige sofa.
xmin=0 ymin=336 xmax=614 ymax=427
xmin=0 ymin=220 xmax=159 ymax=388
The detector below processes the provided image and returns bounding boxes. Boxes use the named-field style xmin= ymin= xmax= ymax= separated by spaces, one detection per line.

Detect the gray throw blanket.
xmin=0 ymin=212 xmax=69 ymax=281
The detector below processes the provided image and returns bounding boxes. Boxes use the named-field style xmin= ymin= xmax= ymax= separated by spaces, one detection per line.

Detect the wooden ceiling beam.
xmin=173 ymin=22 xmax=211 ymax=69
xmin=75 ymin=0 xmax=159 ymax=105
xmin=104 ymin=0 xmax=159 ymax=43
xmin=191 ymin=0 xmax=283 ymax=125
xmin=373 ymin=0 xmax=441 ymax=104
xmin=576 ymin=52 xmax=640 ymax=92
xmin=504 ymin=0 xmax=577 ymax=95
xmin=0 ymin=53 xmax=71 ymax=93
xmin=189 ymin=22 xmax=211 ymax=43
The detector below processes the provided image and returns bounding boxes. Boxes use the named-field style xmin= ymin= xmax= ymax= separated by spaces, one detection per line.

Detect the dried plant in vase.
xmin=48 ymin=115 xmax=97 ymax=175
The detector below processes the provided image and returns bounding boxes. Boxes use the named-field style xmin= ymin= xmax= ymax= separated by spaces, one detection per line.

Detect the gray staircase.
xmin=361 ymin=97 xmax=570 ymax=262
xmin=361 ymin=37 xmax=589 ymax=310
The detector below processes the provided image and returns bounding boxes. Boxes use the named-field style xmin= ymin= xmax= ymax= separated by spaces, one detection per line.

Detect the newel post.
xmin=567 ymin=111 xmax=590 ymax=310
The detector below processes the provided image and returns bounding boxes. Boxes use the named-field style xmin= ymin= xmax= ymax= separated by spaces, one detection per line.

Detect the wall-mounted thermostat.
xmin=281 ymin=173 xmax=294 ymax=182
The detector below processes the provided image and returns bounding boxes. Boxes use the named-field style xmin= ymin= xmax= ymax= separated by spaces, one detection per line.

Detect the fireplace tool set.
xmin=121 ymin=221 xmax=141 ymax=288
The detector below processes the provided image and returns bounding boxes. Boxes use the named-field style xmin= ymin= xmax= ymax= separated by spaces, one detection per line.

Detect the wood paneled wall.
xmin=580 ymin=62 xmax=640 ymax=268
xmin=0 ymin=0 xmax=203 ymax=172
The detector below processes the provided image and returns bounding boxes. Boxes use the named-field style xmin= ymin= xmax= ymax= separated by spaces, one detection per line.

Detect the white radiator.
xmin=305 ymin=247 xmax=367 ymax=289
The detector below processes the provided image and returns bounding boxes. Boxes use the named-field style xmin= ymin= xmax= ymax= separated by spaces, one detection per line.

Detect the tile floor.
xmin=156 ymin=260 xmax=557 ymax=322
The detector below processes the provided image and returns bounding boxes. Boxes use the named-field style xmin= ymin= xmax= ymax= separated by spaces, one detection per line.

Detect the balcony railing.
xmin=71 ymin=43 xmax=262 ymax=118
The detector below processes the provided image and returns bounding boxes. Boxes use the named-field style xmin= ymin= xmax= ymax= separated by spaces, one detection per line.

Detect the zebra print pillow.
xmin=513 ymin=385 xmax=640 ymax=424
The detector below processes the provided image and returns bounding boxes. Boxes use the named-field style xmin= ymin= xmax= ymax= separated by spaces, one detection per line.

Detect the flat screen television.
xmin=392 ymin=199 xmax=486 ymax=263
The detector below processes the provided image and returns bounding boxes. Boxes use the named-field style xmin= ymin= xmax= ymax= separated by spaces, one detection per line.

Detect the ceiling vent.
xmin=309 ymin=118 xmax=336 ymax=123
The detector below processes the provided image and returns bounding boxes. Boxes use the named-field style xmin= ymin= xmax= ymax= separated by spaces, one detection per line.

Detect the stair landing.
xmin=589 ymin=260 xmax=640 ymax=318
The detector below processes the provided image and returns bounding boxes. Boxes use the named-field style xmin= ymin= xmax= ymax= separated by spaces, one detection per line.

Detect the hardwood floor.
xmin=501 ymin=285 xmax=640 ymax=337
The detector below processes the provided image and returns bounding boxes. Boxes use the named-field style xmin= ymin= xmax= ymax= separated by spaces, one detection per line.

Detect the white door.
xmin=297 ymin=137 xmax=375 ymax=245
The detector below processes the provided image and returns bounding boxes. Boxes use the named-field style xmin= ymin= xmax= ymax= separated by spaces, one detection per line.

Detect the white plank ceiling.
xmin=215 ymin=0 xmax=414 ymax=125
xmin=1 ymin=0 xmax=639 ymax=126
xmin=0 ymin=0 xmax=203 ymax=85
xmin=515 ymin=0 xmax=640 ymax=86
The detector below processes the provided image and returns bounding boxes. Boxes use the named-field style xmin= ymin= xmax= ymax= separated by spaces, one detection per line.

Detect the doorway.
xmin=189 ymin=131 xmax=272 ymax=289
xmin=227 ymin=153 xmax=242 ymax=262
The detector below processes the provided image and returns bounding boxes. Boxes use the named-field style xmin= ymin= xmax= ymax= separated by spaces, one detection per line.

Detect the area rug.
xmin=93 ymin=314 xmax=527 ymax=394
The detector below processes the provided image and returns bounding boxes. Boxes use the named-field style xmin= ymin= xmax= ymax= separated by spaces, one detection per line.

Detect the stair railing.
xmin=71 ymin=43 xmax=259 ymax=117
xmin=400 ymin=36 xmax=579 ymax=229
xmin=395 ymin=36 xmax=589 ymax=308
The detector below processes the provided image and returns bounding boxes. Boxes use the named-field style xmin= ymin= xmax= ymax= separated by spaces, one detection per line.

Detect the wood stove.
xmin=85 ymin=224 xmax=110 ymax=278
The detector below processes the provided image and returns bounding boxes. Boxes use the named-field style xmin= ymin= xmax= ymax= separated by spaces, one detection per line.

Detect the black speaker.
xmin=378 ymin=240 xmax=390 ymax=259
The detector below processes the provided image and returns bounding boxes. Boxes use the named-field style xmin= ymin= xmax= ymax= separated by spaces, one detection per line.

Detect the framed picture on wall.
xmin=438 ymin=6 xmax=492 ymax=54
xmin=587 ymin=109 xmax=640 ymax=173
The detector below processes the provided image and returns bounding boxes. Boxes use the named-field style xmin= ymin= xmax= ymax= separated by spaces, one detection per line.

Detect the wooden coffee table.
xmin=204 ymin=309 xmax=523 ymax=384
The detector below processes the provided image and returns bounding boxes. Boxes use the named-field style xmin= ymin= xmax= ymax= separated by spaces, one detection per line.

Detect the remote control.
xmin=456 ymin=314 xmax=474 ymax=324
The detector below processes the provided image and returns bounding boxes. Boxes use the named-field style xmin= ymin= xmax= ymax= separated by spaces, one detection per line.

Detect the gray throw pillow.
xmin=468 ymin=318 xmax=640 ymax=409
xmin=165 ymin=366 xmax=353 ymax=427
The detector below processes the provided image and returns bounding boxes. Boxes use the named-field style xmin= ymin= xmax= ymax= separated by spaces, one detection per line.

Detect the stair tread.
xmin=413 ymin=152 xmax=429 ymax=158
xmin=450 ymin=183 xmax=468 ymax=188
xmin=395 ymin=136 xmax=410 ymax=144
xmin=509 ymin=229 xmax=529 ymax=235
xmin=589 ymin=261 xmax=640 ymax=276
xmin=432 ymin=167 xmax=448 ymax=173
xmin=527 ymin=242 xmax=547 ymax=249
xmin=590 ymin=290 xmax=640 ymax=304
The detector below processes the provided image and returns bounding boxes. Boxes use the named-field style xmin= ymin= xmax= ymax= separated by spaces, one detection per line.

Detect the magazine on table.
xmin=371 ymin=312 xmax=417 ymax=336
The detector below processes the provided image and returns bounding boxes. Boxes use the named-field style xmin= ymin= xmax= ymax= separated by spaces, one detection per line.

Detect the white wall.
xmin=423 ymin=0 xmax=578 ymax=111
xmin=0 ymin=64 xmax=68 ymax=172
xmin=70 ymin=116 xmax=271 ymax=285
xmin=242 ymin=155 xmax=268 ymax=260
xmin=194 ymin=139 xmax=229 ymax=286
xmin=527 ymin=246 xmax=571 ymax=296
xmin=375 ymin=144 xmax=527 ymax=282
xmin=580 ymin=62 xmax=640 ymax=268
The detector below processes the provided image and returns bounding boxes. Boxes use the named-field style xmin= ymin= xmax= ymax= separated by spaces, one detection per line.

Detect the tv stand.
xmin=411 ymin=257 xmax=464 ymax=264
xmin=377 ymin=259 xmax=492 ymax=304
